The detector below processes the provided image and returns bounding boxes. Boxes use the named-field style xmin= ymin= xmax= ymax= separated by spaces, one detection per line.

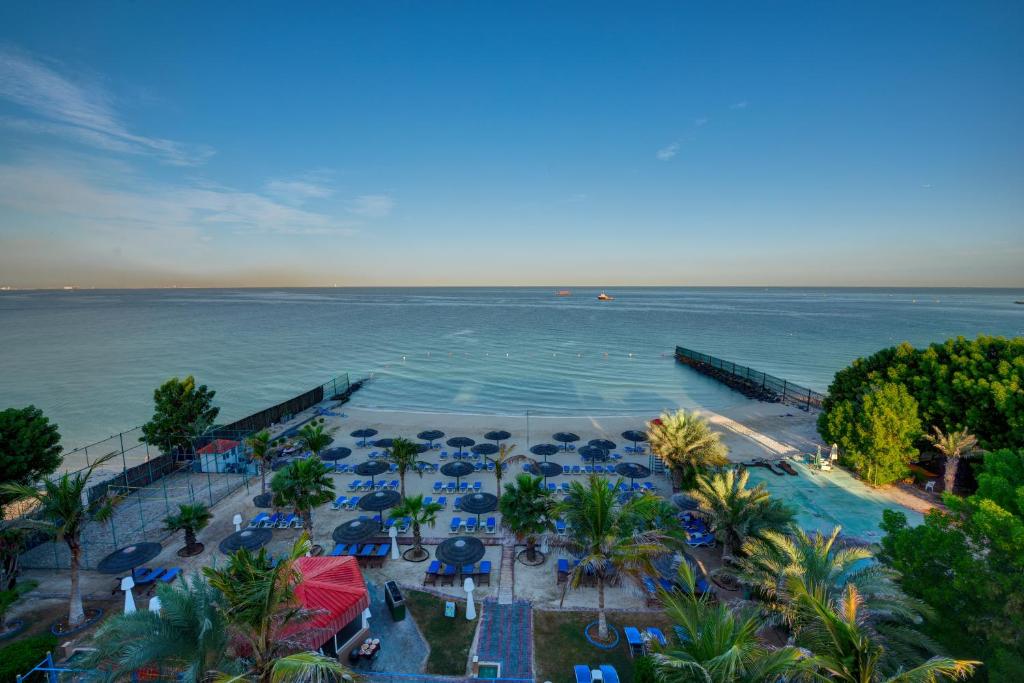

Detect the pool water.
xmin=477 ymin=663 xmax=500 ymax=678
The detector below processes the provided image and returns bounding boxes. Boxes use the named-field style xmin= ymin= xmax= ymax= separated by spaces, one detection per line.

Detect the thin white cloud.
xmin=265 ymin=179 xmax=334 ymax=204
xmin=346 ymin=194 xmax=394 ymax=217
xmin=656 ymin=141 xmax=681 ymax=161
xmin=695 ymin=117 xmax=709 ymax=126
xmin=0 ymin=47 xmax=212 ymax=165
xmin=729 ymin=100 xmax=749 ymax=109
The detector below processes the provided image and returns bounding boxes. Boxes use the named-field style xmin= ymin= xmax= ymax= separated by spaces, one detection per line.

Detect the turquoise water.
xmin=1 ymin=287 xmax=1021 ymax=450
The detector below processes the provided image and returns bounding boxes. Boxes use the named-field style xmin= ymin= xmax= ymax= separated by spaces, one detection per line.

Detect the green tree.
xmin=384 ymin=437 xmax=430 ymax=498
xmin=690 ymin=468 xmax=794 ymax=561
xmin=819 ymin=335 xmax=1024 ymax=451
xmin=822 ymin=382 xmax=922 ymax=486
xmin=84 ymin=573 xmax=234 ymax=682
xmin=924 ymin=426 xmax=977 ymax=495
xmin=0 ymin=527 xmax=26 ymax=591
xmin=204 ymin=535 xmax=352 ymax=683
xmin=647 ymin=410 xmax=729 ymax=489
xmin=297 ymin=422 xmax=332 ymax=458
xmin=247 ymin=429 xmax=273 ymax=494
xmin=0 ymin=406 xmax=62 ymax=507
xmin=270 ymin=457 xmax=335 ymax=534
xmin=389 ymin=494 xmax=443 ymax=560
xmin=555 ymin=475 xmax=668 ymax=641
xmin=498 ymin=474 xmax=555 ymax=562
xmin=163 ymin=503 xmax=213 ymax=555
xmin=0 ymin=452 xmax=118 ymax=627
xmin=140 ymin=377 xmax=219 ymax=456
xmin=485 ymin=443 xmax=531 ymax=495
xmin=651 ymin=561 xmax=814 ymax=683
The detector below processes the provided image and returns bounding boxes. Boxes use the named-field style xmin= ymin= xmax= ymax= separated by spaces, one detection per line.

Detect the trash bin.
xmin=384 ymin=580 xmax=405 ymax=621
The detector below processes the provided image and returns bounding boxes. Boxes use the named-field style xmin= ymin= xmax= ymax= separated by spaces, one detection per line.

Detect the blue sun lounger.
xmin=574 ymin=665 xmax=591 ymax=683
xmin=249 ymin=512 xmax=269 ymax=528
xmin=135 ymin=567 xmax=164 ymax=585
xmin=624 ymin=627 xmax=645 ymax=656
xmin=599 ymin=665 xmax=620 ymax=683
xmin=330 ymin=544 xmax=345 ymax=556
xmin=159 ymin=567 xmax=181 ymax=584
xmin=646 ymin=627 xmax=667 ymax=646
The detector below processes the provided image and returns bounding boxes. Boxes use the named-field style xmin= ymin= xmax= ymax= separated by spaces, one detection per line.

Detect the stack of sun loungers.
xmin=573 ymin=664 xmax=620 ymax=683
xmin=423 ymin=560 xmax=491 ymax=587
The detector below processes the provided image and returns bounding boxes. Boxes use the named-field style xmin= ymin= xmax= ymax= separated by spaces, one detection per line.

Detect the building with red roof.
xmin=290 ymin=556 xmax=372 ymax=659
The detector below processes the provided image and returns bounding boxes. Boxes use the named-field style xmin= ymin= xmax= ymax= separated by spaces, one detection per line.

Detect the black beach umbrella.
xmin=525 ymin=460 xmax=563 ymax=484
xmin=413 ymin=442 xmax=431 ymax=454
xmin=484 ymin=430 xmax=511 ymax=444
xmin=417 ymin=430 xmax=445 ymax=447
xmin=96 ymin=542 xmax=163 ymax=575
xmin=552 ymin=432 xmax=580 ymax=451
xmin=446 ymin=436 xmax=475 ymax=455
xmin=589 ymin=439 xmax=616 ymax=452
xmin=436 ymin=536 xmax=485 ymax=566
xmin=459 ymin=492 xmax=498 ymax=528
xmin=358 ymin=490 xmax=402 ymax=529
xmin=373 ymin=438 xmax=395 ymax=451
xmin=578 ymin=445 xmax=609 ymax=461
xmin=471 ymin=443 xmax=499 ymax=457
xmin=441 ymin=460 xmax=475 ymax=487
xmin=530 ymin=443 xmax=560 ymax=462
xmin=320 ymin=447 xmax=352 ymax=462
xmin=622 ymin=430 xmax=649 ymax=450
xmin=332 ymin=519 xmax=379 ymax=545
xmin=615 ymin=462 xmax=652 ymax=487
xmin=351 ymin=428 xmax=378 ymax=447
xmin=219 ymin=528 xmax=272 ymax=555
xmin=354 ymin=460 xmax=389 ymax=486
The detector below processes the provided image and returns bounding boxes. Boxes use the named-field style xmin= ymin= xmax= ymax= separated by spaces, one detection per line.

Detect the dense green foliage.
xmin=821 ymin=382 xmax=923 ymax=485
xmin=0 ymin=634 xmax=59 ymax=683
xmin=647 ymin=410 xmax=729 ymax=488
xmin=140 ymin=376 xmax=219 ymax=455
xmin=296 ymin=422 xmax=331 ymax=457
xmin=270 ymin=457 xmax=335 ymax=534
xmin=384 ymin=437 xmax=429 ymax=498
xmin=690 ymin=469 xmax=795 ymax=559
xmin=247 ymin=429 xmax=273 ymax=494
xmin=0 ymin=406 xmax=62 ymax=507
xmin=163 ymin=502 xmax=213 ymax=554
xmin=389 ymin=493 xmax=443 ymax=557
xmin=820 ymin=335 xmax=1024 ymax=453
xmin=879 ymin=448 xmax=1024 ymax=681
xmin=499 ymin=474 xmax=554 ymax=561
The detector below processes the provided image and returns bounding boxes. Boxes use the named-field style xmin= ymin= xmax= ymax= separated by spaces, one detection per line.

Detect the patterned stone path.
xmin=475 ymin=599 xmax=533 ymax=680
xmin=497 ymin=543 xmax=515 ymax=604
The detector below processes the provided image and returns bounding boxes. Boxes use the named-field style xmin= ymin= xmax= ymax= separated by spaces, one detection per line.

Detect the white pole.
xmin=464 ymin=577 xmax=477 ymax=620
xmin=389 ymin=525 xmax=400 ymax=559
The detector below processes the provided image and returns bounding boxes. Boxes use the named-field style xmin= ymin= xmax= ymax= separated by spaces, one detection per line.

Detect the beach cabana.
xmin=287 ymin=556 xmax=371 ymax=660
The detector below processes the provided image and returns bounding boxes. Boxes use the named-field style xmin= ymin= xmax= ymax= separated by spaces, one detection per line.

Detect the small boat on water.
xmin=597 ymin=291 xmax=614 ymax=301
xmin=556 ymin=289 xmax=572 ymax=297
xmin=1015 ymin=300 xmax=1024 ymax=305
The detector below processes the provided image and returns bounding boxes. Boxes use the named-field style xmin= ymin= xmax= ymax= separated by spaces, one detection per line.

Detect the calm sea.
xmin=1 ymin=287 xmax=1021 ymax=450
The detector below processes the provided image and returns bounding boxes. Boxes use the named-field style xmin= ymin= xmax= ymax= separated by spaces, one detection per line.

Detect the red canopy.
xmin=197 ymin=438 xmax=240 ymax=455
xmin=290 ymin=556 xmax=370 ymax=647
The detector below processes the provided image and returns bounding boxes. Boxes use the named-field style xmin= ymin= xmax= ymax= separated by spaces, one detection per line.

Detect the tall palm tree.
xmin=163 ymin=502 xmax=213 ymax=555
xmin=486 ymin=443 xmax=531 ymax=494
xmin=652 ymin=562 xmax=815 ymax=683
xmin=270 ymin=457 xmax=335 ymax=534
xmin=555 ymin=475 xmax=668 ymax=641
xmin=647 ymin=410 xmax=729 ymax=489
xmin=1 ymin=451 xmax=118 ymax=627
xmin=792 ymin=580 xmax=979 ymax=683
xmin=297 ymin=422 xmax=332 ymax=458
xmin=204 ymin=535 xmax=352 ymax=683
xmin=385 ymin=437 xmax=430 ymax=498
xmin=690 ymin=468 xmax=794 ymax=561
xmin=499 ymin=474 xmax=555 ymax=562
xmin=389 ymin=494 xmax=443 ymax=560
xmin=247 ymin=429 xmax=273 ymax=494
xmin=924 ymin=426 xmax=977 ymax=495
xmin=84 ymin=572 xmax=236 ymax=682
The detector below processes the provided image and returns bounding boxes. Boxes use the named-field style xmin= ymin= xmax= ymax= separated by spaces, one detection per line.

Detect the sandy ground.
xmin=13 ymin=397 xmax=933 ymax=648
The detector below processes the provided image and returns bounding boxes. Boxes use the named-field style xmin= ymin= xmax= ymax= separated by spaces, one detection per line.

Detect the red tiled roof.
xmin=197 ymin=439 xmax=240 ymax=454
xmin=291 ymin=556 xmax=370 ymax=647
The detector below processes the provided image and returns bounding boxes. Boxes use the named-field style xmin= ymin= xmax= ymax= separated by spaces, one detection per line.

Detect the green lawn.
xmin=405 ymin=590 xmax=478 ymax=676
xmin=533 ymin=610 xmax=674 ymax=683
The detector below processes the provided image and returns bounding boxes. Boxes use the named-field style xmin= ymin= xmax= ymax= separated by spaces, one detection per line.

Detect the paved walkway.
xmin=361 ymin=580 xmax=429 ymax=675
xmin=474 ymin=599 xmax=533 ymax=680
xmin=497 ymin=544 xmax=515 ymax=604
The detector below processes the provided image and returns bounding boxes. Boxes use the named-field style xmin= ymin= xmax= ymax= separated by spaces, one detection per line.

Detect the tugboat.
xmin=596 ymin=291 xmax=614 ymax=301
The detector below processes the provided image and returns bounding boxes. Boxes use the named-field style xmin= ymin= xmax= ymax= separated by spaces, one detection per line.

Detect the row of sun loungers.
xmin=679 ymin=511 xmax=716 ymax=547
xmin=330 ymin=543 xmax=391 ymax=568
xmin=423 ymin=560 xmax=491 ymax=586
xmin=448 ymin=516 xmax=497 ymax=534
xmin=624 ymin=626 xmax=668 ymax=657
xmin=574 ymin=665 xmax=620 ymax=683
xmin=126 ymin=566 xmax=180 ymax=594
xmin=247 ymin=512 xmax=302 ymax=529
xmin=344 ymin=479 xmax=401 ymax=492
xmin=432 ymin=480 xmax=484 ymax=493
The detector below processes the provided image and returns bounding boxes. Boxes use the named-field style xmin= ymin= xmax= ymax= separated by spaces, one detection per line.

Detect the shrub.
xmin=633 ymin=655 xmax=657 ymax=683
xmin=0 ymin=634 xmax=59 ymax=683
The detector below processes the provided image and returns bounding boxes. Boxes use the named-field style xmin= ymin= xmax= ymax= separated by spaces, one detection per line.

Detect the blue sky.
xmin=0 ymin=2 xmax=1021 ymax=287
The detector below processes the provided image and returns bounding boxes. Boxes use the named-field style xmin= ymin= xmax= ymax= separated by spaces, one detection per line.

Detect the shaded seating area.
xmin=422 ymin=560 xmax=492 ymax=586
xmin=329 ymin=542 xmax=392 ymax=568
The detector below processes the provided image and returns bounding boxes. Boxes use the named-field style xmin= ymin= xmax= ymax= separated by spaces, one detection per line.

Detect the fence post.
xmin=807 ymin=389 xmax=812 ymax=410
xmin=83 ymin=445 xmax=90 ymax=468
xmin=782 ymin=379 xmax=788 ymax=400
xmin=119 ymin=432 xmax=128 ymax=472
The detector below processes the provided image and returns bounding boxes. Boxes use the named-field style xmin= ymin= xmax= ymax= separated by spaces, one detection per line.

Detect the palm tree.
xmin=389 ymin=494 xmax=443 ymax=560
xmin=792 ymin=580 xmax=979 ymax=683
xmin=499 ymin=474 xmax=555 ymax=562
xmin=924 ymin=426 xmax=977 ymax=495
xmin=247 ymin=429 xmax=273 ymax=494
xmin=163 ymin=502 xmax=213 ymax=555
xmin=1 ymin=451 xmax=118 ymax=627
xmin=647 ymin=410 xmax=729 ymax=489
xmin=297 ymin=422 xmax=332 ymax=458
xmin=690 ymin=468 xmax=794 ymax=561
xmin=652 ymin=562 xmax=814 ymax=683
xmin=204 ymin=534 xmax=353 ymax=683
xmin=385 ymin=437 xmax=430 ymax=498
xmin=555 ymin=475 xmax=669 ymax=642
xmin=270 ymin=457 xmax=335 ymax=534
xmin=84 ymin=572 xmax=235 ymax=682
xmin=486 ymin=443 xmax=531 ymax=494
